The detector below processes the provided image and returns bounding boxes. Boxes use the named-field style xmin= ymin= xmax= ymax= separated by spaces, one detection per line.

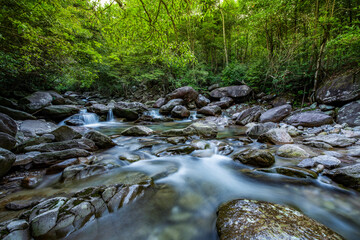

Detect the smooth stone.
xmin=298 ymin=155 xmax=341 ymax=169
xmin=209 ymin=85 xmax=252 ymax=99
xmin=165 ymin=86 xmax=199 ymax=103
xmin=0 ymin=105 xmax=36 ymax=120
xmin=121 ymin=126 xmax=154 ymax=136
xmin=304 ymin=134 xmax=357 ymax=148
xmin=260 ymin=104 xmax=292 ymax=123
xmin=337 ymin=100 xmax=360 ymax=127
xmin=276 ymin=144 xmax=315 ymax=158
xmin=159 ymin=99 xmax=184 ymax=115
xmin=235 ymin=106 xmax=264 ymax=125
xmin=286 ymin=111 xmax=334 ymax=127
xmin=233 ymin=149 xmax=275 ymax=167
xmin=0 ymin=148 xmax=16 ymax=177
xmin=195 ymin=94 xmax=210 ymax=108
xmin=216 ymin=199 xmax=344 ymax=240
xmin=51 ymin=126 xmax=82 ymax=142
xmin=258 ymin=128 xmax=294 ymax=145
xmin=171 ymin=105 xmax=190 ymax=118
xmin=39 ymin=105 xmax=79 ymax=121
xmin=32 ymin=149 xmax=90 ymax=166
xmin=24 ymin=139 xmax=97 ymax=152
xmin=0 ymin=113 xmax=18 ymax=137
xmin=19 ymin=120 xmax=57 ymax=137
xmin=324 ymin=163 xmax=360 ymax=191
xmin=84 ymin=130 xmax=116 ymax=149
xmin=246 ymin=122 xmax=277 ymax=138
xmin=197 ymin=105 xmax=221 ymax=116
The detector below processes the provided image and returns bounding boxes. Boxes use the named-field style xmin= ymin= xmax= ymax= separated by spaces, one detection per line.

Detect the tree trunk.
xmin=220 ymin=8 xmax=228 ymax=66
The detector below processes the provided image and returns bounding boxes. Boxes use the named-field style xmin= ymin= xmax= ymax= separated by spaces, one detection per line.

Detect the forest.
xmin=0 ymin=0 xmax=359 ymax=99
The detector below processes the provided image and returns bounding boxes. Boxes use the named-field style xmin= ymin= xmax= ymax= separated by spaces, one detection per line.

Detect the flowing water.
xmin=2 ymin=118 xmax=360 ymax=239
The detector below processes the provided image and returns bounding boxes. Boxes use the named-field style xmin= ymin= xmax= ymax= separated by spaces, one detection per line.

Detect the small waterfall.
xmin=189 ymin=111 xmax=198 ymax=120
xmin=145 ymin=109 xmax=163 ymax=119
xmin=79 ymin=109 xmax=99 ymax=125
xmin=107 ymin=108 xmax=114 ymax=122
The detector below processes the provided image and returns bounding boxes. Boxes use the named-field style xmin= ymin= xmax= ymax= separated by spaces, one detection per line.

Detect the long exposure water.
xmin=1 ymin=117 xmax=360 ymax=239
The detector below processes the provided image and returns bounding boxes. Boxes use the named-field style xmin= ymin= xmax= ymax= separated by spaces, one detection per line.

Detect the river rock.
xmin=121 ymin=126 xmax=154 ymax=136
xmin=161 ymin=122 xmax=218 ymax=138
xmin=113 ymin=107 xmax=139 ymax=121
xmin=272 ymin=166 xmax=318 ymax=179
xmin=87 ymin=104 xmax=109 ymax=115
xmin=115 ymin=101 xmax=148 ymax=114
xmin=246 ymin=122 xmax=277 ymax=138
xmin=286 ymin=111 xmax=333 ymax=127
xmin=51 ymin=126 xmax=82 ymax=142
xmin=155 ymin=145 xmax=196 ymax=157
xmin=21 ymin=91 xmax=53 ymax=113
xmin=166 ymin=137 xmax=187 ymax=145
xmin=159 ymin=99 xmax=184 ymax=115
xmin=216 ymin=199 xmax=343 ymax=240
xmin=276 ymin=144 xmax=315 ymax=158
xmin=304 ymin=134 xmax=357 ymax=147
xmin=171 ymin=105 xmax=190 ymax=118
xmin=0 ymin=132 xmax=16 ymax=150
xmin=84 ymin=130 xmax=116 ymax=149
xmin=210 ymin=97 xmax=234 ymax=109
xmin=24 ymin=139 xmax=97 ymax=152
xmin=337 ymin=100 xmax=360 ymax=127
xmin=298 ymin=155 xmax=341 ymax=169
xmin=0 ymin=113 xmax=17 ymax=137
xmin=260 ymin=104 xmax=292 ymax=123
xmin=258 ymin=128 xmax=294 ymax=145
xmin=153 ymin=98 xmax=166 ymax=108
xmin=19 ymin=120 xmax=58 ymax=137
xmin=233 ymin=149 xmax=275 ymax=167
xmin=165 ymin=86 xmax=198 ymax=104
xmin=197 ymin=105 xmax=221 ymax=116
xmin=316 ymin=70 xmax=360 ymax=105
xmin=195 ymin=94 xmax=210 ymax=108
xmin=0 ymin=105 xmax=36 ymax=120
xmin=39 ymin=105 xmax=79 ymax=121
xmin=14 ymin=134 xmax=55 ymax=153
xmin=0 ymin=148 xmax=16 ymax=177
xmin=64 ymin=119 xmax=85 ymax=126
xmin=32 ymin=148 xmax=90 ymax=166
xmin=209 ymin=85 xmax=252 ymax=100
xmin=14 ymin=151 xmax=41 ymax=167
xmin=61 ymin=164 xmax=107 ymax=182
xmin=324 ymin=164 xmax=360 ymax=191
xmin=235 ymin=106 xmax=264 ymax=125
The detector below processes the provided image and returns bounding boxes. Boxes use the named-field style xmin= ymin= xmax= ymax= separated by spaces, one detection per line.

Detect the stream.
xmin=2 ymin=109 xmax=360 ymax=239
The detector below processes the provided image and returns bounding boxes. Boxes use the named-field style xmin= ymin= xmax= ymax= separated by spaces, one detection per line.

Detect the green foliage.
xmin=221 ymin=63 xmax=247 ymax=86
xmin=0 ymin=0 xmax=359 ymax=98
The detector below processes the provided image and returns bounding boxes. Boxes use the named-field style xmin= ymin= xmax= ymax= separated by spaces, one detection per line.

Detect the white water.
xmin=107 ymin=108 xmax=114 ymax=122
xmin=79 ymin=109 xmax=99 ymax=124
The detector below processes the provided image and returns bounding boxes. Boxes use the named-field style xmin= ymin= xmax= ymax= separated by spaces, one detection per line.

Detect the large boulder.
xmin=159 ymin=99 xmax=184 ymax=115
xmin=161 ymin=122 xmax=218 ymax=138
xmin=165 ymin=86 xmax=199 ymax=103
xmin=24 ymin=139 xmax=97 ymax=152
xmin=258 ymin=128 xmax=294 ymax=145
xmin=153 ymin=98 xmax=166 ymax=108
xmin=21 ymin=91 xmax=53 ymax=113
xmin=84 ymin=130 xmax=116 ymax=149
xmin=216 ymin=199 xmax=343 ymax=240
xmin=0 ymin=147 xmax=16 ymax=177
xmin=298 ymin=155 xmax=341 ymax=169
xmin=121 ymin=126 xmax=154 ymax=136
xmin=171 ymin=105 xmax=190 ymax=118
xmin=286 ymin=111 xmax=333 ymax=127
xmin=233 ymin=149 xmax=275 ymax=167
xmin=115 ymin=101 xmax=148 ymax=114
xmin=113 ymin=107 xmax=139 ymax=121
xmin=0 ymin=105 xmax=36 ymax=120
xmin=260 ymin=104 xmax=292 ymax=123
xmin=209 ymin=97 xmax=234 ymax=109
xmin=246 ymin=122 xmax=277 ymax=138
xmin=87 ymin=104 xmax=109 ymax=115
xmin=277 ymin=144 xmax=315 ymax=158
xmin=39 ymin=105 xmax=79 ymax=121
xmin=337 ymin=100 xmax=360 ymax=127
xmin=0 ymin=113 xmax=17 ymax=136
xmin=19 ymin=120 xmax=57 ymax=137
xmin=316 ymin=70 xmax=360 ymax=105
xmin=32 ymin=148 xmax=90 ymax=166
xmin=0 ymin=132 xmax=16 ymax=150
xmin=51 ymin=126 xmax=82 ymax=142
xmin=235 ymin=106 xmax=264 ymax=125
xmin=209 ymin=85 xmax=252 ymax=100
xmin=195 ymin=94 xmax=210 ymax=108
xmin=324 ymin=164 xmax=360 ymax=191
xmin=197 ymin=105 xmax=222 ymax=116
xmin=303 ymin=134 xmax=357 ymax=148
